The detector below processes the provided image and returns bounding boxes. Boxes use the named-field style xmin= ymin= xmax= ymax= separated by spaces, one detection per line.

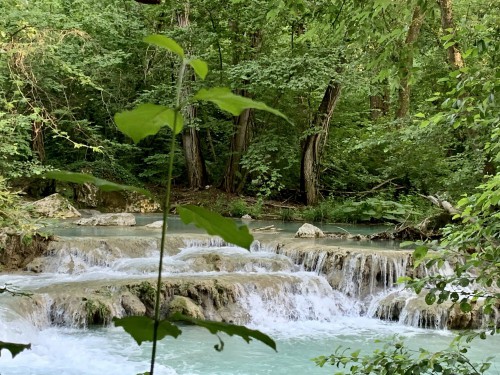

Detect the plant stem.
xmin=149 ymin=60 xmax=187 ymax=375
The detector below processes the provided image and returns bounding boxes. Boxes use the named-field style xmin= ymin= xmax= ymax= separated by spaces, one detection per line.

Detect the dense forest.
xmin=0 ymin=0 xmax=499 ymax=222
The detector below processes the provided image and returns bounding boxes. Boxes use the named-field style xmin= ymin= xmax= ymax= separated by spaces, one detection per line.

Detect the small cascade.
xmin=274 ymin=243 xmax=412 ymax=299
xmin=237 ymin=273 xmax=361 ymax=325
xmin=32 ymin=237 xmax=159 ymax=274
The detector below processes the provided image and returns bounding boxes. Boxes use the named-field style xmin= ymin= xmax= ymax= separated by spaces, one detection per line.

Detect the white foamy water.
xmin=1 ymin=228 xmax=499 ymax=374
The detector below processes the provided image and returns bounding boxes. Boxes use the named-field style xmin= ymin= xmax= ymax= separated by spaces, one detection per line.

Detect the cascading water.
xmin=1 ymin=229 xmax=499 ymax=374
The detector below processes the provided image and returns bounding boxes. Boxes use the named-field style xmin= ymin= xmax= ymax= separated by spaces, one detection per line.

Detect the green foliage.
xmin=169 ymin=312 xmax=276 ymax=352
xmin=194 ymin=87 xmax=290 ymax=122
xmin=0 ymin=341 xmax=31 ymax=359
xmin=404 ymin=173 xmax=500 ymax=322
xmin=178 ymin=205 xmax=253 ymax=250
xmin=115 ymin=104 xmax=184 ymax=142
xmin=43 ymin=171 xmax=151 ymax=197
xmin=228 ymin=199 xmax=251 ymax=217
xmin=314 ymin=337 xmax=491 ymax=375
xmin=302 ymin=197 xmax=419 ymax=224
xmin=0 ymin=177 xmax=37 ymax=232
xmin=113 ymin=316 xmax=181 ymax=345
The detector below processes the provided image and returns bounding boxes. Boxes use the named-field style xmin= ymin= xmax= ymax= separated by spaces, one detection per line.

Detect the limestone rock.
xmin=29 ymin=193 xmax=81 ymax=218
xmin=168 ymin=295 xmax=205 ymax=319
xmin=121 ymin=293 xmax=147 ymax=316
xmin=295 ymin=223 xmax=325 ymax=238
xmin=79 ymin=209 xmax=102 ymax=216
xmin=75 ymin=213 xmax=136 ymax=226
xmin=145 ymin=220 xmax=165 ymax=229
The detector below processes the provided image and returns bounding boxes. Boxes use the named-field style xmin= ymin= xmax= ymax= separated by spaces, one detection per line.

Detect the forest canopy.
xmin=0 ymin=0 xmax=498 ymax=215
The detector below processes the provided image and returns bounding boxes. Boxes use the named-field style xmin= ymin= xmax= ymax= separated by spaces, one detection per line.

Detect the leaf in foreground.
xmin=0 ymin=341 xmax=31 ymax=358
xmin=113 ymin=316 xmax=181 ymax=345
xmin=169 ymin=313 xmax=277 ymax=352
xmin=178 ymin=205 xmax=253 ymax=250
xmin=143 ymin=34 xmax=184 ymax=58
xmin=115 ymin=103 xmax=184 ymax=143
xmin=189 ymin=59 xmax=208 ymax=80
xmin=43 ymin=171 xmax=151 ymax=197
xmin=194 ymin=87 xmax=291 ymax=123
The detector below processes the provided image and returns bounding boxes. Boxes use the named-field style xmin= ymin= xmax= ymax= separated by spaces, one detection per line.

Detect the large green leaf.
xmin=177 ymin=205 xmax=253 ymax=250
xmin=113 ymin=316 xmax=181 ymax=345
xmin=44 ymin=171 xmax=151 ymax=197
xmin=143 ymin=34 xmax=184 ymax=59
xmin=0 ymin=341 xmax=31 ymax=358
xmin=189 ymin=59 xmax=208 ymax=80
xmin=194 ymin=87 xmax=290 ymax=123
xmin=169 ymin=313 xmax=276 ymax=352
xmin=115 ymin=104 xmax=183 ymax=143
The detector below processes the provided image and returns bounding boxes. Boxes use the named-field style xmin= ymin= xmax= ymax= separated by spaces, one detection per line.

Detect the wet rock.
xmin=79 ymin=209 xmax=101 ymax=216
xmin=145 ymin=220 xmax=165 ymax=229
xmin=121 ymin=292 xmax=147 ymax=316
xmin=241 ymin=214 xmax=253 ymax=220
xmin=295 ymin=223 xmax=325 ymax=238
xmin=75 ymin=213 xmax=136 ymax=226
xmin=168 ymin=295 xmax=205 ymax=319
xmin=24 ymin=257 xmax=46 ymax=273
xmin=0 ymin=232 xmax=51 ymax=270
xmin=28 ymin=193 xmax=81 ymax=218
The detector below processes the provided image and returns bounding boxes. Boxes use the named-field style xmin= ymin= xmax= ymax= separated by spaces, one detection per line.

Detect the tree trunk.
xmin=177 ymin=2 xmax=207 ymax=189
xmin=437 ymin=0 xmax=464 ymax=69
xmin=300 ymin=79 xmax=342 ymax=205
xmin=221 ymin=26 xmax=261 ymax=193
xmin=221 ymin=104 xmax=253 ymax=193
xmin=370 ymin=82 xmax=390 ymax=120
xmin=395 ymin=7 xmax=425 ymax=119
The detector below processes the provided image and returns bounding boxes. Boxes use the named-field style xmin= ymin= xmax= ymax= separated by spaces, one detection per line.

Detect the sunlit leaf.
xmin=113 ymin=316 xmax=181 ymax=345
xmin=194 ymin=87 xmax=291 ymax=123
xmin=413 ymin=246 xmax=428 ymax=261
xmin=177 ymin=205 xmax=253 ymax=250
xmin=44 ymin=171 xmax=151 ymax=197
xmin=143 ymin=34 xmax=184 ymax=58
xmin=189 ymin=59 xmax=208 ymax=80
xmin=115 ymin=104 xmax=183 ymax=143
xmin=169 ymin=313 xmax=276 ymax=352
xmin=0 ymin=341 xmax=31 ymax=358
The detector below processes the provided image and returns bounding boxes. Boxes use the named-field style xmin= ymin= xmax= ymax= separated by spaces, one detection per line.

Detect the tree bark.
xmin=221 ymin=104 xmax=253 ymax=193
xmin=370 ymin=82 xmax=390 ymax=120
xmin=395 ymin=7 xmax=425 ymax=119
xmin=437 ymin=0 xmax=464 ymax=69
xmin=177 ymin=2 xmax=207 ymax=189
xmin=300 ymin=79 xmax=342 ymax=205
xmin=221 ymin=25 xmax=261 ymax=193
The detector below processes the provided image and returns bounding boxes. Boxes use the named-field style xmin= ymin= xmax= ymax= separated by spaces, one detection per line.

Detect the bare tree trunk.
xmin=437 ymin=0 xmax=464 ymax=69
xmin=221 ymin=26 xmax=261 ymax=193
xmin=395 ymin=7 xmax=425 ymax=119
xmin=370 ymin=82 xmax=390 ymax=120
xmin=300 ymin=80 xmax=342 ymax=205
xmin=177 ymin=2 xmax=207 ymax=189
xmin=32 ymin=121 xmax=45 ymax=162
xmin=221 ymin=104 xmax=253 ymax=193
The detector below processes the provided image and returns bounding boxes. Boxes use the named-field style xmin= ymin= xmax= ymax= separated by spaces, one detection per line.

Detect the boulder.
xmin=241 ymin=214 xmax=253 ymax=220
xmin=168 ymin=295 xmax=205 ymax=319
xmin=295 ymin=223 xmax=325 ymax=238
xmin=29 ymin=193 xmax=81 ymax=218
xmin=121 ymin=293 xmax=147 ymax=316
xmin=75 ymin=213 xmax=136 ymax=226
xmin=145 ymin=220 xmax=165 ymax=229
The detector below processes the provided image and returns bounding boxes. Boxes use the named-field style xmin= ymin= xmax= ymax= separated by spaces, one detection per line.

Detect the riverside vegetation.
xmin=1 ymin=0 xmax=499 ymax=374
